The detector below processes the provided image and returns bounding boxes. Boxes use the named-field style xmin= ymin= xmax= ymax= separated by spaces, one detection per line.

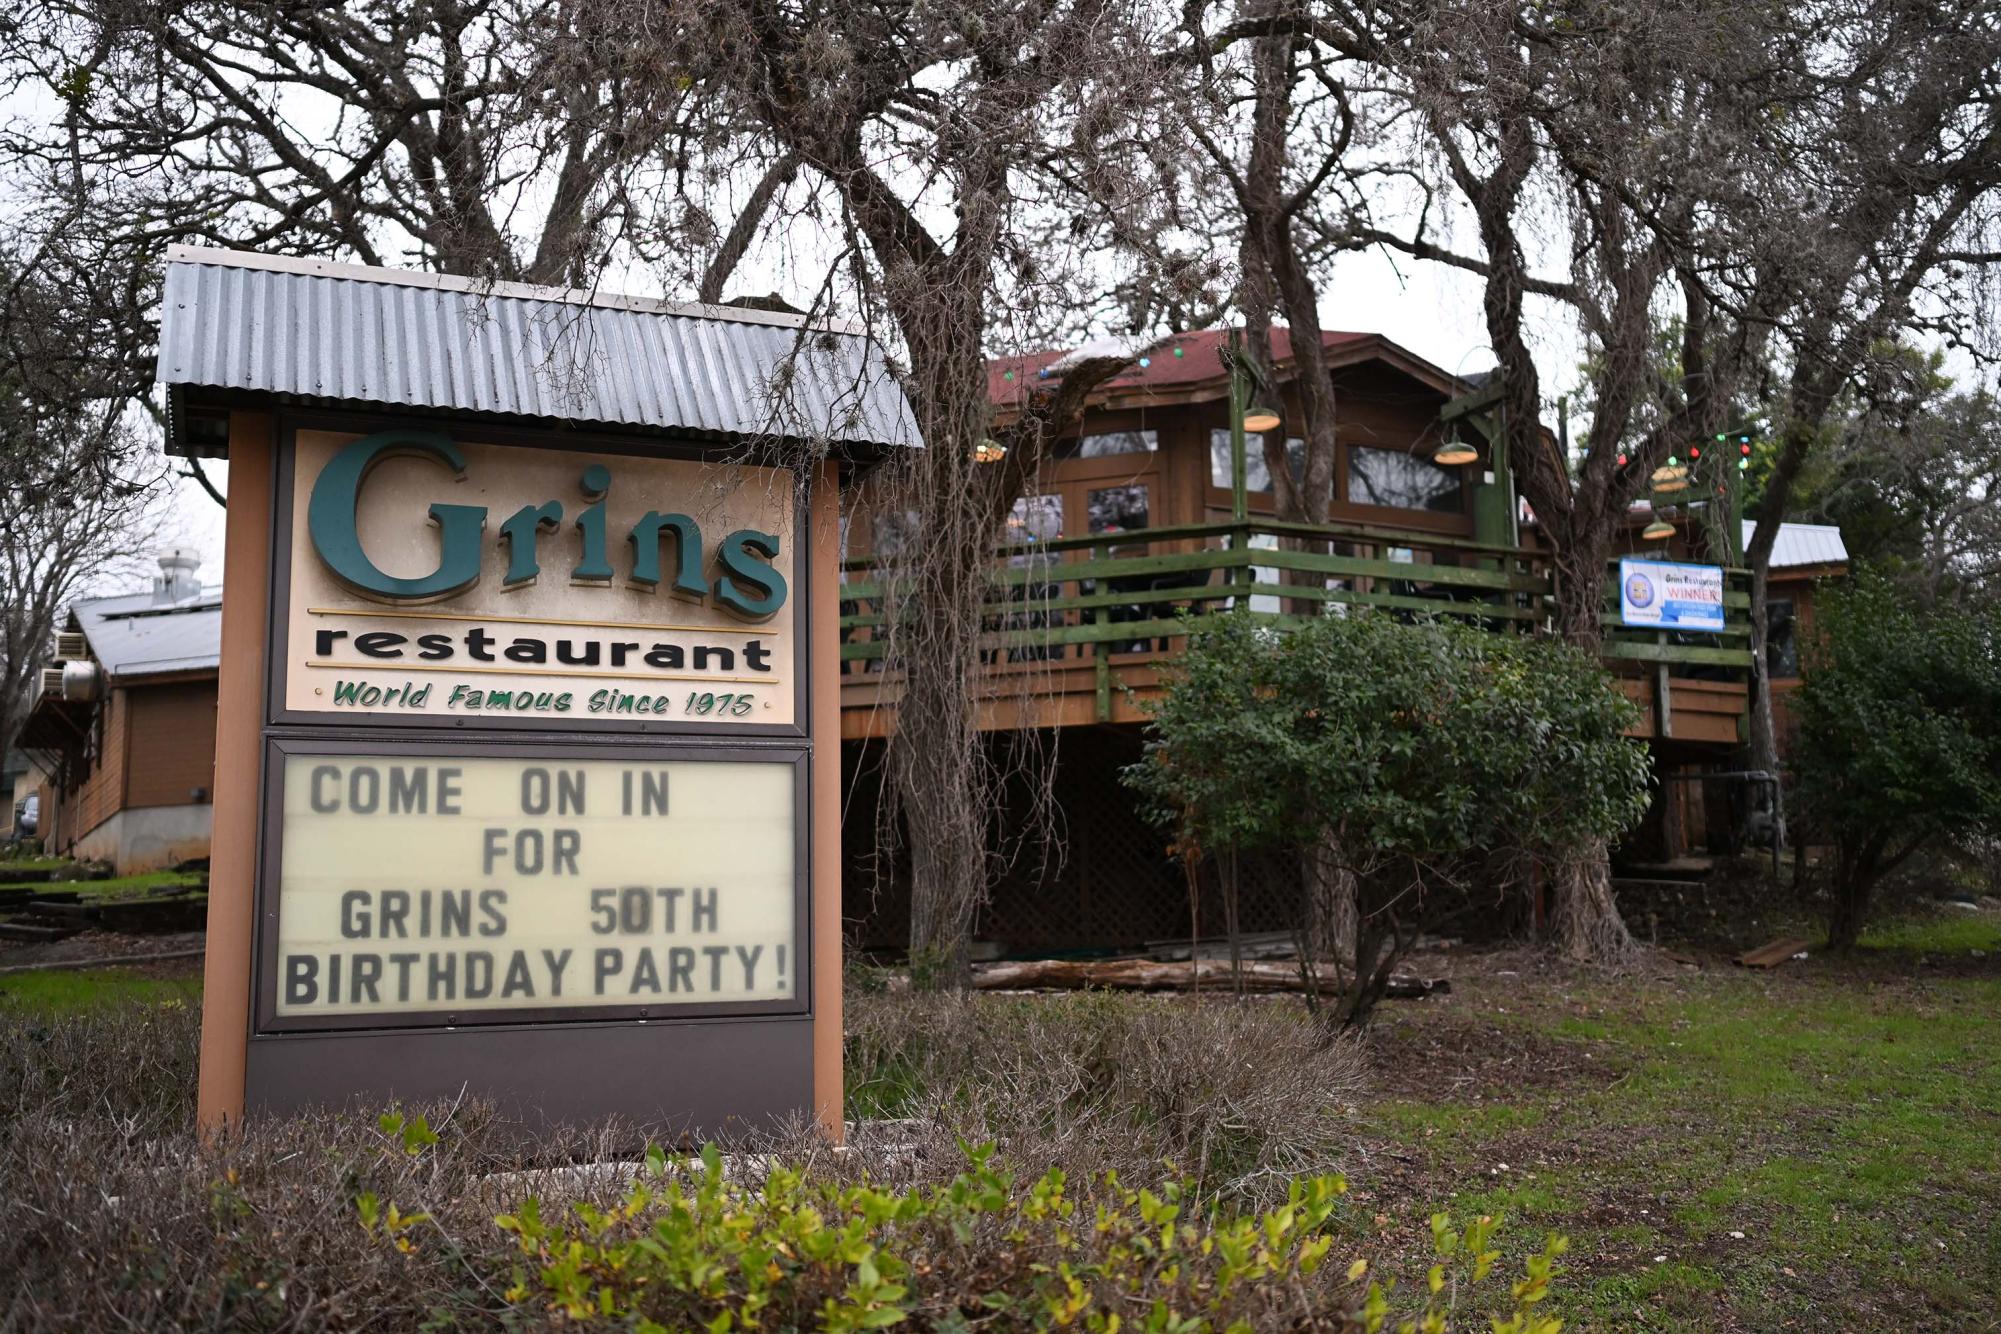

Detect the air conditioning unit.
xmin=54 ymin=632 xmax=86 ymax=660
xmin=37 ymin=666 xmax=64 ymax=699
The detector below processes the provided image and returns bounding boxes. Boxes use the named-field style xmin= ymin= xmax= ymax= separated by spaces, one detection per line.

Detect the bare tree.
xmin=0 ymin=0 xmax=692 ymax=502
xmin=0 ymin=413 xmax=158 ymax=769
xmin=1299 ymin=0 xmax=1999 ymax=957
xmin=1723 ymin=0 xmax=2001 ymax=842
xmin=1157 ymin=1 xmax=1376 ymax=962
xmin=639 ymin=0 xmax=1183 ymax=983
xmin=1280 ymin=2 xmax=1757 ymax=958
xmin=1801 ymin=375 xmax=2001 ymax=609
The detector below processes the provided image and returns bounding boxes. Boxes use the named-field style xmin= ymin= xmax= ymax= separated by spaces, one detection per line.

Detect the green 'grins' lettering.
xmin=306 ymin=434 xmax=788 ymax=616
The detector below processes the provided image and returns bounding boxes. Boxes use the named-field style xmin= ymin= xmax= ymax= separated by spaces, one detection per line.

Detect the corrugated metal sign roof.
xmin=157 ymin=247 xmax=921 ymax=454
xmin=1745 ymin=521 xmax=1849 ymax=569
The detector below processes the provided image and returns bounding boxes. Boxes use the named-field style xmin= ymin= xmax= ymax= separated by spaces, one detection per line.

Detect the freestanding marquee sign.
xmin=160 ymin=248 xmax=918 ymax=1132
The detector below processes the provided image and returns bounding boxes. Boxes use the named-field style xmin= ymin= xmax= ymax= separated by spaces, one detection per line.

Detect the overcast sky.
xmin=166 ymin=241 xmax=1579 ymax=583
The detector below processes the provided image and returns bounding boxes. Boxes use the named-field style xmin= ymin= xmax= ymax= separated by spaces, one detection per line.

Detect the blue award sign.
xmin=1619 ymin=559 xmax=1726 ymax=634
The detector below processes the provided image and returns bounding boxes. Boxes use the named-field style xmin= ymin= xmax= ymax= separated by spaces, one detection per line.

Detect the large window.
xmin=1087 ymin=484 xmax=1149 ymax=538
xmin=1346 ymin=445 xmax=1463 ymax=513
xmin=1052 ymin=428 xmax=1158 ymax=459
xmin=1766 ymin=599 xmax=1799 ymax=679
xmin=1209 ymin=429 xmax=1305 ymax=491
xmin=1005 ymin=493 xmax=1065 ymax=547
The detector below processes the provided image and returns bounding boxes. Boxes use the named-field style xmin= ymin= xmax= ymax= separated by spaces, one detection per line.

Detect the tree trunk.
xmin=1825 ymin=846 xmax=1874 ymax=953
xmin=1745 ymin=562 xmax=1789 ymax=855
xmin=1303 ymin=827 xmax=1357 ymax=971
xmin=1546 ymin=549 xmax=1638 ymax=963
xmin=1552 ymin=840 xmax=1636 ymax=963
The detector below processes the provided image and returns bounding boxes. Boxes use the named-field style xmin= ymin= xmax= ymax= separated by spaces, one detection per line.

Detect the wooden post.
xmin=809 ymin=458 xmax=844 ymax=1140
xmin=1655 ymin=629 xmax=1674 ymax=739
xmin=197 ymin=411 xmax=274 ymax=1133
xmin=1228 ymin=345 xmax=1249 ymax=526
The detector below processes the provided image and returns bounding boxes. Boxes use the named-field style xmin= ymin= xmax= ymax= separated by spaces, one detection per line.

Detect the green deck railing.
xmin=838 ymin=519 xmax=1754 ymax=695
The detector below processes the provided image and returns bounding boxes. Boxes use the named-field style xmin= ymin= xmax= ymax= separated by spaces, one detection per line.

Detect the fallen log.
xmin=970 ymin=958 xmax=1448 ymax=999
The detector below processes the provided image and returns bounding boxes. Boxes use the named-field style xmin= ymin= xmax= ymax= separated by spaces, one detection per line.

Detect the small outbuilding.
xmin=17 ymin=551 xmax=222 ymax=872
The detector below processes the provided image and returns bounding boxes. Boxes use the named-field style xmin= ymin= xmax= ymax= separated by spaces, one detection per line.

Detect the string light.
xmin=1137 ymin=356 xmax=1151 ymax=368
xmin=1002 ymin=370 xmax=1014 ymax=381
xmin=1172 ymin=345 xmax=1185 ymax=357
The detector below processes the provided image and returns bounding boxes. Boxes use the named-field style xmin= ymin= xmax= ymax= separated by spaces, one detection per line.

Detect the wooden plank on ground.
xmin=1736 ymin=937 xmax=1812 ymax=968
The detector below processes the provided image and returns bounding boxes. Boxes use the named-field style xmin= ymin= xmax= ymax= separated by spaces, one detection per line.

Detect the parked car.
xmin=13 ymin=792 xmax=37 ymax=837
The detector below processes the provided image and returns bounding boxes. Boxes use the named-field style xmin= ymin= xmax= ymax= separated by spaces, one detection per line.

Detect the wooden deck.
xmin=838 ymin=518 xmax=1752 ymax=746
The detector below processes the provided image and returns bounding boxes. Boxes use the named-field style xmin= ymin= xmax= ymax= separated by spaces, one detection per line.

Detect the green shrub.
xmin=1126 ymin=610 xmax=1649 ymax=1016
xmin=1793 ymin=573 xmax=2001 ymax=948
xmin=474 ymin=1139 xmax=1566 ymax=1332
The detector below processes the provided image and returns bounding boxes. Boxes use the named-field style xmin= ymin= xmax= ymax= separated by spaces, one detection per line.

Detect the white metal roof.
xmin=156 ymin=247 xmax=922 ymax=454
xmin=1746 ymin=521 xmax=1849 ymax=569
xmin=73 ymin=586 xmax=224 ymax=680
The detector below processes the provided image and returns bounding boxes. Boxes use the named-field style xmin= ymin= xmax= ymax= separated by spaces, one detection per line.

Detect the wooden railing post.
xmin=1655 ymin=629 xmax=1674 ymax=738
xmin=1093 ymin=604 xmax=1111 ymax=722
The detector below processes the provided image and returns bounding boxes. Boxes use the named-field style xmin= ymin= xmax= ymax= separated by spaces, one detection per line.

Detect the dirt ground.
xmin=0 ymin=928 xmax=204 ymax=972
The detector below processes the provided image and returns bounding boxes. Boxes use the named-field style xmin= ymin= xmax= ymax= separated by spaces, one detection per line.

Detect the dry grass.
xmin=843 ymin=988 xmax=1364 ymax=1208
xmin=0 ymin=981 xmax=1370 ymax=1328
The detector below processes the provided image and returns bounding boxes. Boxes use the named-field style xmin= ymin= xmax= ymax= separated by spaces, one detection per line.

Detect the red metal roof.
xmin=988 ymin=327 xmax=1377 ymax=409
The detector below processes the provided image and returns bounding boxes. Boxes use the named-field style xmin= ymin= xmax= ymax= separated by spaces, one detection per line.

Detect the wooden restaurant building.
xmin=836 ymin=329 xmax=1843 ymax=955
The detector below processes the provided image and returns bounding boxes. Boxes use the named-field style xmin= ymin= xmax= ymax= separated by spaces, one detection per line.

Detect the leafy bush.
xmin=1126 ymin=611 xmax=1649 ymax=1016
xmin=483 ymin=1139 xmax=1568 ymax=1333
xmin=1793 ymin=573 xmax=2001 ymax=947
xmin=844 ymin=989 xmax=1361 ymax=1207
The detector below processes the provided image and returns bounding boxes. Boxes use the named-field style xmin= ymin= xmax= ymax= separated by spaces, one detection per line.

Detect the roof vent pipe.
xmin=153 ymin=548 xmax=203 ymax=605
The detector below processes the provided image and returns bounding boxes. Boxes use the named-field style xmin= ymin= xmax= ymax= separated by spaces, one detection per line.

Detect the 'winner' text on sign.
xmin=274 ymin=754 xmax=796 ymax=1018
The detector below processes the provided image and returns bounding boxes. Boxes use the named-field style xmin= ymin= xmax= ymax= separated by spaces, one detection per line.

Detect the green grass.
xmin=0 ymin=966 xmax=202 ymax=1013
xmin=1362 ymin=952 xmax=2001 ymax=1330
xmin=0 ymin=869 xmax=204 ymax=900
xmin=1858 ymin=912 xmax=2001 ymax=954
